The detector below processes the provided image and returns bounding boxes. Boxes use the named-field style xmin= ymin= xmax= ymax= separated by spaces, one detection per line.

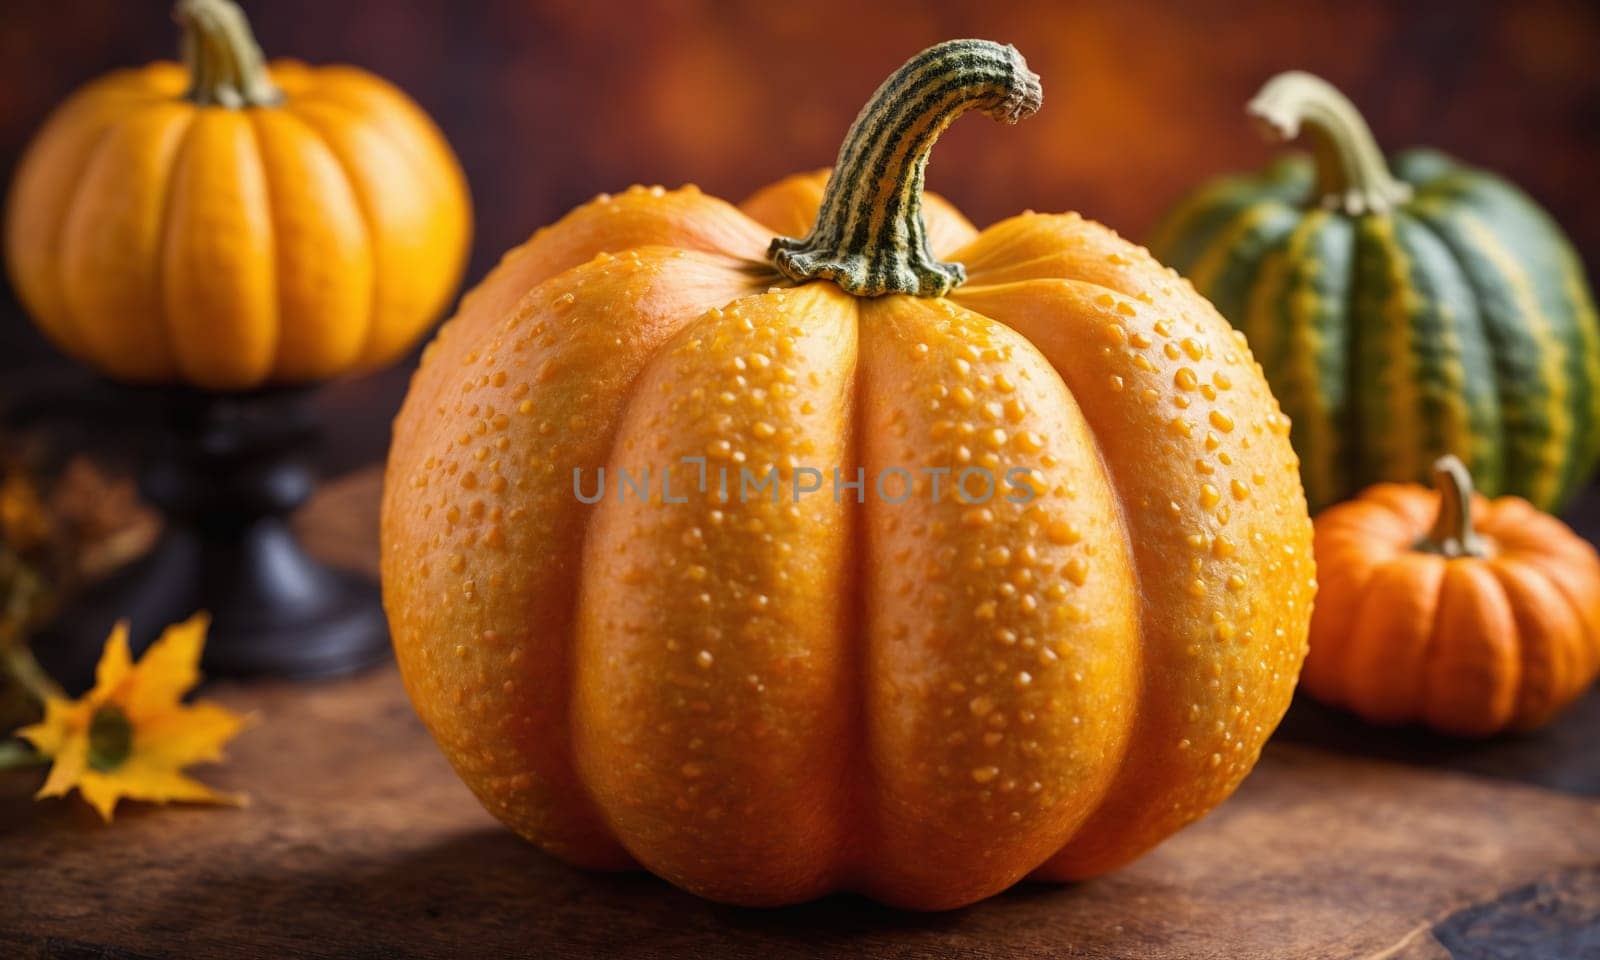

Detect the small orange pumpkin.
xmin=1306 ymin=455 xmax=1600 ymax=735
xmin=4 ymin=0 xmax=471 ymax=390
xmin=383 ymin=40 xmax=1315 ymax=908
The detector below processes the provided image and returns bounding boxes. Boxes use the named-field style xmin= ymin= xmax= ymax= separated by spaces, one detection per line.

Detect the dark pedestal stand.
xmin=29 ymin=386 xmax=390 ymax=693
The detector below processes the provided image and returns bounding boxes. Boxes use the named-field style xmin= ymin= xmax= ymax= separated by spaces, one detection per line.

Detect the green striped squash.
xmin=1149 ymin=71 xmax=1600 ymax=513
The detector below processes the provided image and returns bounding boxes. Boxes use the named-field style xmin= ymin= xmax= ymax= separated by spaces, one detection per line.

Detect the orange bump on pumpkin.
xmin=3 ymin=0 xmax=471 ymax=390
xmin=1306 ymin=455 xmax=1600 ymax=736
xmin=381 ymin=40 xmax=1315 ymax=909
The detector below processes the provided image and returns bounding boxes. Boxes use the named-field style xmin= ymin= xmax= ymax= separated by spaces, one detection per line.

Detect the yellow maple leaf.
xmin=17 ymin=614 xmax=250 ymax=820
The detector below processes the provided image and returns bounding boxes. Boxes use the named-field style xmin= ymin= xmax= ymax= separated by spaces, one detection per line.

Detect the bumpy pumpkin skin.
xmin=382 ymin=42 xmax=1315 ymax=909
xmin=4 ymin=1 xmax=470 ymax=390
xmin=1149 ymin=76 xmax=1600 ymax=515
xmin=1307 ymin=462 xmax=1600 ymax=736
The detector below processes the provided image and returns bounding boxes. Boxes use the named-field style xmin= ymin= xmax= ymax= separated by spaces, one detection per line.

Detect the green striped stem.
xmin=770 ymin=39 xmax=1041 ymax=297
xmin=1417 ymin=455 xmax=1488 ymax=558
xmin=175 ymin=0 xmax=283 ymax=108
xmin=1248 ymin=71 xmax=1409 ymax=216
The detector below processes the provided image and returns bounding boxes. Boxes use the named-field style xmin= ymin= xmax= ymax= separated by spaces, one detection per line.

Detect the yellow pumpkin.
xmin=382 ymin=40 xmax=1316 ymax=908
xmin=4 ymin=0 xmax=471 ymax=390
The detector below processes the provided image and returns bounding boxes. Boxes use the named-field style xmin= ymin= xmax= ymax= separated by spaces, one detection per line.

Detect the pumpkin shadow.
xmin=137 ymin=826 xmax=1132 ymax=959
xmin=1272 ymin=685 xmax=1600 ymax=797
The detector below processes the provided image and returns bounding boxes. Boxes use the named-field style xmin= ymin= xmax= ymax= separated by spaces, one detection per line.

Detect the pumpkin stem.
xmin=1418 ymin=455 xmax=1489 ymax=559
xmin=769 ymin=40 xmax=1041 ymax=297
xmin=174 ymin=0 xmax=283 ymax=109
xmin=1248 ymin=71 xmax=1411 ymax=216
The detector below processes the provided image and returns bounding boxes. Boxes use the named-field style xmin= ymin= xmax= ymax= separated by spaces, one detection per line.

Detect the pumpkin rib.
xmin=1326 ymin=174 xmax=1369 ymax=503
xmin=1420 ymin=561 xmax=1519 ymax=735
xmin=49 ymin=115 xmax=130 ymax=375
xmin=1546 ymin=233 xmax=1600 ymax=505
xmin=1303 ymin=516 xmax=1385 ymax=702
xmin=1502 ymin=547 xmax=1600 ymax=677
xmin=300 ymin=66 xmax=463 ymax=190
xmin=1489 ymin=558 xmax=1586 ymax=730
xmin=8 ymin=86 xmax=146 ymax=364
xmin=1350 ymin=215 xmax=1430 ymax=490
xmin=246 ymin=109 xmax=284 ymax=386
xmin=951 ymin=271 xmax=1312 ymax=880
xmin=896 ymin=209 xmax=1305 ymax=876
xmin=993 ymin=287 xmax=1151 ymax=882
xmin=58 ymin=98 xmax=195 ymax=383
xmin=1304 ymin=498 xmax=1421 ymax=704
xmin=247 ymin=105 xmax=373 ymax=380
xmin=278 ymin=95 xmax=394 ymax=369
xmin=1273 ymin=211 xmax=1357 ymax=511
xmin=283 ymin=93 xmax=440 ymax=368
xmin=1406 ymin=198 xmax=1564 ymax=503
xmin=291 ymin=66 xmax=471 ymax=333
xmin=160 ymin=109 xmax=280 ymax=388
xmin=851 ymin=293 xmax=1140 ymax=906
xmin=1398 ymin=206 xmax=1509 ymax=494
xmin=1520 ymin=553 xmax=1600 ymax=718
xmin=1406 ymin=210 xmax=1500 ymax=490
xmin=1424 ymin=163 xmax=1600 ymax=491
xmin=469 ymin=267 xmax=640 ymax=869
xmin=1343 ymin=554 xmax=1447 ymax=724
xmin=267 ymin=96 xmax=381 ymax=375
xmin=823 ymin=294 xmax=875 ymax=899
xmin=146 ymin=107 xmax=203 ymax=383
xmin=836 ymin=315 xmax=873 ymax=892
xmin=1412 ymin=183 xmax=1592 ymax=508
xmin=574 ymin=283 xmax=862 ymax=905
xmin=389 ymin=248 xmax=759 ymax=872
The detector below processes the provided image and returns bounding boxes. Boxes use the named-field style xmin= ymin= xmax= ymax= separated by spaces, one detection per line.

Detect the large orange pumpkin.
xmin=1306 ymin=455 xmax=1600 ymax=735
xmin=382 ymin=40 xmax=1316 ymax=909
xmin=4 ymin=0 xmax=470 ymax=389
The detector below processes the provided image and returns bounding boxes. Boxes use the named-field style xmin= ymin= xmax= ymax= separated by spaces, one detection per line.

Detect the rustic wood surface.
xmin=2 ymin=467 xmax=1598 ymax=960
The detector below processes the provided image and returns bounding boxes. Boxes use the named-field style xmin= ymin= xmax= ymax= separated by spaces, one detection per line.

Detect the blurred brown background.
xmin=1 ymin=0 xmax=1598 ymax=466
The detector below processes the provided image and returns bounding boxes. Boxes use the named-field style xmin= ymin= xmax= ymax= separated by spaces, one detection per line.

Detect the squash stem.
xmin=1418 ymin=455 xmax=1489 ymax=559
xmin=769 ymin=39 xmax=1041 ymax=297
xmin=174 ymin=0 xmax=283 ymax=109
xmin=1248 ymin=71 xmax=1410 ymax=216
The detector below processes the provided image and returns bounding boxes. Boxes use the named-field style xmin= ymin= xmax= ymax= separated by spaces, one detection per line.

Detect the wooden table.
xmin=3 ymin=468 xmax=1598 ymax=960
